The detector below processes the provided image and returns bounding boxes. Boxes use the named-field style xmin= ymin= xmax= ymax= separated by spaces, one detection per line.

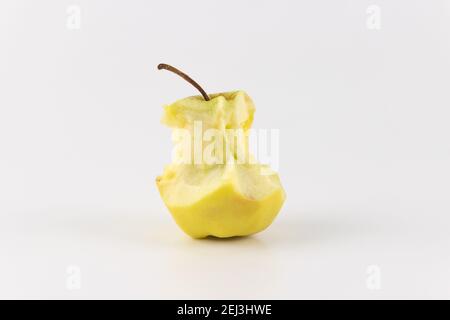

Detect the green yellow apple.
xmin=156 ymin=65 xmax=285 ymax=238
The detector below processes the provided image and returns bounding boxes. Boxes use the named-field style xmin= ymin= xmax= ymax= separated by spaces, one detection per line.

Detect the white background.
xmin=1 ymin=0 xmax=450 ymax=299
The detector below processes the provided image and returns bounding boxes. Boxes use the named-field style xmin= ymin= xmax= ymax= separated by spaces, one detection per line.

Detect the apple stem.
xmin=157 ymin=63 xmax=210 ymax=101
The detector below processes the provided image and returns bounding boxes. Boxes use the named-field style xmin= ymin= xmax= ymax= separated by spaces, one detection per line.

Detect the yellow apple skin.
xmin=157 ymin=176 xmax=285 ymax=239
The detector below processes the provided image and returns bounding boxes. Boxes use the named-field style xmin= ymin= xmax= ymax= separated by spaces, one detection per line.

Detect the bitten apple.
xmin=156 ymin=64 xmax=285 ymax=238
